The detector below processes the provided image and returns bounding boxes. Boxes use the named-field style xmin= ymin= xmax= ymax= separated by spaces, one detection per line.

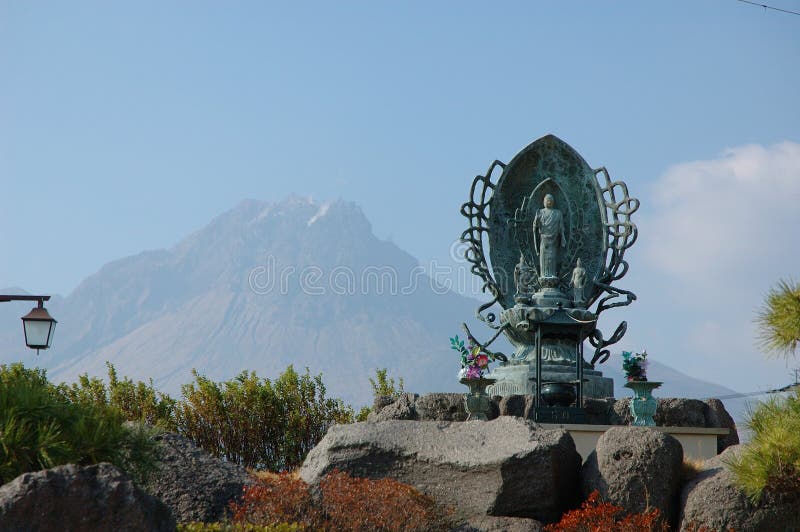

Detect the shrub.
xmin=369 ymin=368 xmax=405 ymax=397
xmin=176 ymin=365 xmax=354 ymax=471
xmin=544 ymin=490 xmax=667 ymax=532
xmin=55 ymin=362 xmax=177 ymax=430
xmin=230 ymin=470 xmax=452 ymax=531
xmin=231 ymin=472 xmax=322 ymax=528
xmin=0 ymin=363 xmax=157 ymax=484
xmin=727 ymin=388 xmax=800 ymax=502
xmin=355 ymin=368 xmax=406 ymax=421
xmin=319 ymin=470 xmax=449 ymax=531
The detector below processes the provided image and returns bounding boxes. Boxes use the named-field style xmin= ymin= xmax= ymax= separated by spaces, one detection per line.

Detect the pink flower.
xmin=475 ymin=354 xmax=489 ymax=368
xmin=466 ymin=366 xmax=481 ymax=379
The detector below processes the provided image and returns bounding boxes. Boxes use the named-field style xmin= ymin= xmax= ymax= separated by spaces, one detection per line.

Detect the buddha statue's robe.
xmin=533 ymin=207 xmax=566 ymax=277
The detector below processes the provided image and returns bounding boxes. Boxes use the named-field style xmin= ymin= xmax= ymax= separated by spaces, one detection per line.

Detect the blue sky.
xmin=1 ymin=1 xmax=799 ymax=393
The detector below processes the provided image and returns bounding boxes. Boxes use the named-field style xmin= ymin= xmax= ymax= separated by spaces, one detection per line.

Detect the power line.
xmin=736 ymin=0 xmax=800 ymax=16
xmin=705 ymin=382 xmax=799 ymax=401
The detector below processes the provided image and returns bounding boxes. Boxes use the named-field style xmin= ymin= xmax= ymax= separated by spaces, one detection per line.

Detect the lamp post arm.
xmin=0 ymin=295 xmax=51 ymax=305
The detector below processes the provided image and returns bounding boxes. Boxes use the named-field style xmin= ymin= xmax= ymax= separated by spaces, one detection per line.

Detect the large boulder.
xmin=581 ymin=427 xmax=683 ymax=526
xmin=300 ymin=417 xmax=581 ymax=523
xmin=144 ymin=431 xmax=253 ymax=523
xmin=679 ymin=445 xmax=800 ymax=531
xmin=0 ymin=462 xmax=175 ymax=531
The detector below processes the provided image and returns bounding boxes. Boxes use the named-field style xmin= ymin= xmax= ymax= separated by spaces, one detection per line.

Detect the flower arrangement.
xmin=622 ymin=350 xmax=648 ymax=382
xmin=450 ymin=335 xmax=496 ymax=379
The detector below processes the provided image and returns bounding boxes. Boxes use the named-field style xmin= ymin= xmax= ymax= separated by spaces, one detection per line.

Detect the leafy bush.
xmin=176 ymin=365 xmax=354 ymax=471
xmin=55 ymin=362 xmax=177 ymax=430
xmin=728 ymin=388 xmax=800 ymax=502
xmin=0 ymin=363 xmax=157 ymax=484
xmin=544 ymin=490 xmax=667 ymax=532
xmin=230 ymin=470 xmax=451 ymax=531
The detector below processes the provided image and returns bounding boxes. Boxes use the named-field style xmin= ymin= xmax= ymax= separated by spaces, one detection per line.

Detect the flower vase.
xmin=460 ymin=377 xmax=496 ymax=421
xmin=624 ymin=381 xmax=662 ymax=426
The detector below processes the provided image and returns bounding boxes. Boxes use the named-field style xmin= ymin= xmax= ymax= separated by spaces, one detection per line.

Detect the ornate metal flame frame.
xmin=460 ymin=158 xmax=639 ymax=367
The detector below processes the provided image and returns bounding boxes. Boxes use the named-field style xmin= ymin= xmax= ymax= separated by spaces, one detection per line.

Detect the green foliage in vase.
xmin=727 ymin=388 xmax=800 ymax=502
xmin=755 ymin=278 xmax=800 ymax=360
xmin=175 ymin=365 xmax=354 ymax=471
xmin=0 ymin=363 xmax=158 ymax=485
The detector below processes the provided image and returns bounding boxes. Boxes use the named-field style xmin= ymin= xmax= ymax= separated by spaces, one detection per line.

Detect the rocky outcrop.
xmin=144 ymin=431 xmax=253 ymax=523
xmin=416 ymin=392 xmax=469 ymax=421
xmin=679 ymin=445 xmax=800 ymax=531
xmin=300 ymin=417 xmax=581 ymax=523
xmin=611 ymin=397 xmax=739 ymax=451
xmin=366 ymin=393 xmax=418 ymax=421
xmin=372 ymin=394 xmax=738 ymax=453
xmin=582 ymin=426 xmax=683 ymax=526
xmin=0 ymin=462 xmax=175 ymax=531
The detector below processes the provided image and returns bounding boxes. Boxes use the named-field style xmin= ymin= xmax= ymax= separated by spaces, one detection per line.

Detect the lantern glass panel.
xmin=23 ymin=319 xmax=54 ymax=349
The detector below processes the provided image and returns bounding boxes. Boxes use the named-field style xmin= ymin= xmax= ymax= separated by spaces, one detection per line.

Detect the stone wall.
xmin=370 ymin=393 xmax=739 ymax=454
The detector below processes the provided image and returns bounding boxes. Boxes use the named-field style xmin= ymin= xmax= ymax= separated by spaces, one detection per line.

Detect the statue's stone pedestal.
xmin=486 ymin=363 xmax=614 ymax=399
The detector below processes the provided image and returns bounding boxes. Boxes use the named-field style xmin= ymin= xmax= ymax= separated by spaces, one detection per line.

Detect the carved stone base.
xmin=485 ymin=363 xmax=614 ymax=399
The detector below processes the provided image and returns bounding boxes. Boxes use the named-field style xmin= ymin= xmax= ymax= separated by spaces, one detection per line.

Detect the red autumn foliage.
xmin=230 ymin=470 xmax=451 ymax=531
xmin=230 ymin=472 xmax=322 ymax=527
xmin=544 ymin=490 xmax=668 ymax=532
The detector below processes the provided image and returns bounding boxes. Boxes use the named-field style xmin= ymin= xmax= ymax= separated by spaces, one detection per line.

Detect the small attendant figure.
xmin=571 ymin=258 xmax=587 ymax=306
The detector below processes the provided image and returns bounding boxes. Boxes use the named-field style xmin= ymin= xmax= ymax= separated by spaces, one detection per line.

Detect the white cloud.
xmin=643 ymin=141 xmax=800 ymax=283
xmin=621 ymin=142 xmax=800 ymax=394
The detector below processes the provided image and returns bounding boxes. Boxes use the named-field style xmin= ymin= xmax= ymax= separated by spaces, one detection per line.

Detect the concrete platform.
xmin=539 ymin=423 xmax=730 ymax=463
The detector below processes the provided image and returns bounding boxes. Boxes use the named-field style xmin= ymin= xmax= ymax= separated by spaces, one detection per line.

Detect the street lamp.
xmin=0 ymin=295 xmax=57 ymax=354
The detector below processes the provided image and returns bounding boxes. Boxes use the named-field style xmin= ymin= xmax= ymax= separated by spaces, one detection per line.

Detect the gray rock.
xmin=609 ymin=397 xmax=632 ymax=425
xmin=703 ymin=399 xmax=740 ymax=453
xmin=366 ymin=392 xmax=418 ymax=421
xmin=372 ymin=394 xmax=395 ymax=413
xmin=0 ymin=462 xmax=175 ymax=532
xmin=498 ymin=394 xmax=526 ymax=417
xmin=300 ymin=417 xmax=581 ymax=523
xmin=679 ymin=445 xmax=800 ymax=532
xmin=581 ymin=426 xmax=683 ymax=526
xmin=522 ymin=395 xmax=537 ymax=420
xmin=611 ymin=397 xmax=740 ymax=444
xmin=145 ymin=431 xmax=253 ymax=523
xmin=416 ymin=392 xmax=467 ymax=421
xmin=653 ymin=398 xmax=707 ymax=426
xmin=456 ymin=515 xmax=544 ymax=531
